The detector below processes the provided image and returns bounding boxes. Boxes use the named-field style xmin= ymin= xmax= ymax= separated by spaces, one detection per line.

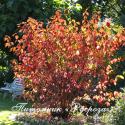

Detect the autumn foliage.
xmin=4 ymin=11 xmax=125 ymax=109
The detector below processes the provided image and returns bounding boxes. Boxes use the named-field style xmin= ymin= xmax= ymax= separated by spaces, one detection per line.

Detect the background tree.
xmin=90 ymin=0 xmax=125 ymax=26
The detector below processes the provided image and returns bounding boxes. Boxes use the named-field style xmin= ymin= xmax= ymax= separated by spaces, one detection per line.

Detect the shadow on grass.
xmin=0 ymin=93 xmax=32 ymax=125
xmin=0 ymin=93 xmax=32 ymax=111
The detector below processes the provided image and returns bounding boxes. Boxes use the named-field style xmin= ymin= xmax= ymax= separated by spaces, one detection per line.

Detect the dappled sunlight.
xmin=0 ymin=110 xmax=21 ymax=125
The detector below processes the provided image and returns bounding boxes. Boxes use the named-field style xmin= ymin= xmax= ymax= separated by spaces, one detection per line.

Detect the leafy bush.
xmin=4 ymin=11 xmax=125 ymax=117
xmin=102 ymin=91 xmax=125 ymax=125
xmin=102 ymin=22 xmax=125 ymax=92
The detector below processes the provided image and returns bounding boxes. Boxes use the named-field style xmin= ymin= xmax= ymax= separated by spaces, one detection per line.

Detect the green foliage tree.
xmin=0 ymin=49 xmax=13 ymax=86
xmin=90 ymin=0 xmax=125 ymax=26
xmin=0 ymin=0 xmax=54 ymax=41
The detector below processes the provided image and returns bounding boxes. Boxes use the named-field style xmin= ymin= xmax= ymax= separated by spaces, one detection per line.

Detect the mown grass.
xmin=0 ymin=111 xmax=22 ymax=125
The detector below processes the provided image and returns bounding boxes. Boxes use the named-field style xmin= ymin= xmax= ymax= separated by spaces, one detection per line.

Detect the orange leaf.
xmin=15 ymin=35 xmax=19 ymax=40
xmin=5 ymin=42 xmax=11 ymax=47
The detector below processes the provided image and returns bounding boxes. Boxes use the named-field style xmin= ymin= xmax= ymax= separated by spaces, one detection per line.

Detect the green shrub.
xmin=0 ymin=49 xmax=13 ymax=86
xmin=102 ymin=91 xmax=125 ymax=125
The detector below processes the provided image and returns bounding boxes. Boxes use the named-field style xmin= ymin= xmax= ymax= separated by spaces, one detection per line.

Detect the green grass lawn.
xmin=0 ymin=93 xmax=30 ymax=125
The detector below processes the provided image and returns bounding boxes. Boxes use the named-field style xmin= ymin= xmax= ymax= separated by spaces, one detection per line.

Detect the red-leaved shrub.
xmin=4 ymin=11 xmax=125 ymax=111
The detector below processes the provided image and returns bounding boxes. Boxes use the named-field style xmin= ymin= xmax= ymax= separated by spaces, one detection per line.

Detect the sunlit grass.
xmin=0 ymin=111 xmax=22 ymax=125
